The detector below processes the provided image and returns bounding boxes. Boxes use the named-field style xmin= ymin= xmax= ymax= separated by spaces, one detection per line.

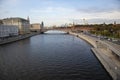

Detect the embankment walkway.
xmin=69 ymin=32 xmax=120 ymax=80
xmin=0 ymin=32 xmax=39 ymax=45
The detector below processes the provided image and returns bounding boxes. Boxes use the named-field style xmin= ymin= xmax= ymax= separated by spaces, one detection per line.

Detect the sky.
xmin=0 ymin=0 xmax=120 ymax=26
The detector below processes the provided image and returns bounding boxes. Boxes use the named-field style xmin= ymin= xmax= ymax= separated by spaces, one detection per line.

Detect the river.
xmin=0 ymin=31 xmax=112 ymax=80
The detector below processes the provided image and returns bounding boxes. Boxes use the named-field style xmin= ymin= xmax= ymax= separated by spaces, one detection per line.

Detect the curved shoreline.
xmin=69 ymin=31 xmax=120 ymax=80
xmin=0 ymin=31 xmax=119 ymax=80
xmin=0 ymin=32 xmax=39 ymax=45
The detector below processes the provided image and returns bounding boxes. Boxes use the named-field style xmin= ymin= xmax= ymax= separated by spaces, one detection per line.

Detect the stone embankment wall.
xmin=0 ymin=32 xmax=39 ymax=45
xmin=69 ymin=32 xmax=120 ymax=80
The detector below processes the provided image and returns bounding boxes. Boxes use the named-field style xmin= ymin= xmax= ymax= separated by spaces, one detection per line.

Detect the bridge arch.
xmin=40 ymin=28 xmax=71 ymax=34
xmin=44 ymin=30 xmax=68 ymax=34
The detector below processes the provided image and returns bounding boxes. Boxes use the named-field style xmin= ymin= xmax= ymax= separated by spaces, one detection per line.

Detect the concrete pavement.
xmin=69 ymin=32 xmax=120 ymax=80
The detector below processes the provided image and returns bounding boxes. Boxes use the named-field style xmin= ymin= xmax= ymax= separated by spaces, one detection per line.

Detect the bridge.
xmin=40 ymin=26 xmax=94 ymax=34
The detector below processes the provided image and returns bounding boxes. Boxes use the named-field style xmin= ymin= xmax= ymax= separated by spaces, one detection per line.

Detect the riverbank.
xmin=0 ymin=32 xmax=40 ymax=45
xmin=69 ymin=32 xmax=120 ymax=80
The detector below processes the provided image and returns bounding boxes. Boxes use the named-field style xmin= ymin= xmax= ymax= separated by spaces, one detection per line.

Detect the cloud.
xmin=7 ymin=0 xmax=19 ymax=3
xmin=77 ymin=7 xmax=120 ymax=13
xmin=30 ymin=7 xmax=74 ymax=13
xmin=0 ymin=0 xmax=4 ymax=5
xmin=1 ymin=10 xmax=9 ymax=14
xmin=66 ymin=18 xmax=120 ymax=24
xmin=116 ymin=0 xmax=120 ymax=3
xmin=88 ymin=18 xmax=120 ymax=24
xmin=3 ymin=0 xmax=20 ymax=6
xmin=1 ymin=0 xmax=120 ymax=26
xmin=76 ymin=0 xmax=120 ymax=13
xmin=29 ymin=5 xmax=120 ymax=26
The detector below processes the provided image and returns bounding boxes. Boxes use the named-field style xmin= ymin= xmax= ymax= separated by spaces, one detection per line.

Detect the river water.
xmin=0 ymin=31 xmax=112 ymax=80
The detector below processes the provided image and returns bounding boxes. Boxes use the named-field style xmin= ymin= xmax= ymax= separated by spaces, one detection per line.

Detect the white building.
xmin=0 ymin=25 xmax=19 ymax=38
xmin=2 ymin=17 xmax=30 ymax=34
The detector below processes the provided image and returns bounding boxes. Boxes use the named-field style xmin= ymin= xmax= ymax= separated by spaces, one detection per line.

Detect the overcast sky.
xmin=0 ymin=0 xmax=120 ymax=26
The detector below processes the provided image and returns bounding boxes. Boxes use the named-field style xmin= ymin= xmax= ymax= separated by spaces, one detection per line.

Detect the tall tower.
xmin=40 ymin=21 xmax=44 ymax=34
xmin=27 ymin=16 xmax=30 ymax=33
xmin=27 ymin=16 xmax=30 ymax=23
xmin=83 ymin=18 xmax=88 ymax=25
xmin=41 ymin=21 xmax=44 ymax=29
xmin=114 ymin=21 xmax=116 ymax=25
xmin=72 ymin=22 xmax=75 ymax=30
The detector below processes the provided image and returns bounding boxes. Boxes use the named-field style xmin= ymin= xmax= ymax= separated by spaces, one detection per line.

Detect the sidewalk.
xmin=69 ymin=32 xmax=120 ymax=80
xmin=92 ymin=48 xmax=120 ymax=80
xmin=0 ymin=32 xmax=39 ymax=45
xmin=104 ymin=40 xmax=120 ymax=56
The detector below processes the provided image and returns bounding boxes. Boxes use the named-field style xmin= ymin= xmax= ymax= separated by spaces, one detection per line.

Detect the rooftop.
xmin=3 ymin=17 xmax=28 ymax=22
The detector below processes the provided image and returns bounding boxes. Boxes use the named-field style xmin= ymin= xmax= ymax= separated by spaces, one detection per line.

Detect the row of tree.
xmin=90 ymin=24 xmax=120 ymax=38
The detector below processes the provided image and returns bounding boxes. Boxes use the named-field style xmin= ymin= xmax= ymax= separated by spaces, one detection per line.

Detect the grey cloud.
xmin=0 ymin=0 xmax=4 ymax=5
xmin=77 ymin=0 xmax=120 ymax=13
xmin=70 ymin=18 xmax=120 ymax=24
xmin=87 ymin=18 xmax=120 ymax=24
xmin=3 ymin=11 xmax=9 ymax=14
xmin=116 ymin=0 xmax=120 ymax=2
xmin=77 ymin=7 xmax=120 ymax=13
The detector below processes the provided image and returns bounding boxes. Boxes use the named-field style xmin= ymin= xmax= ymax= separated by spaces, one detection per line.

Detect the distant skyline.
xmin=0 ymin=0 xmax=120 ymax=26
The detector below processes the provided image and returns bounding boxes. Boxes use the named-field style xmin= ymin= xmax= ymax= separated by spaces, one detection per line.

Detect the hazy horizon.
xmin=0 ymin=0 xmax=120 ymax=26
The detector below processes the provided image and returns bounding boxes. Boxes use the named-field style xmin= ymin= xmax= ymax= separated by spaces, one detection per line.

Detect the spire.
xmin=114 ymin=21 xmax=116 ymax=25
xmin=41 ymin=21 xmax=44 ymax=28
xmin=27 ymin=16 xmax=30 ymax=22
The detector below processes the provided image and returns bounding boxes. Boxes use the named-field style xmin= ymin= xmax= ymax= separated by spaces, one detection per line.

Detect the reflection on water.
xmin=0 ymin=31 xmax=112 ymax=80
xmin=45 ymin=30 xmax=66 ymax=33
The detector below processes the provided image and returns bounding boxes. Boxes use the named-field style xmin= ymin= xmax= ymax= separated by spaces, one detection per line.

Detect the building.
xmin=41 ymin=21 xmax=44 ymax=29
xmin=40 ymin=21 xmax=44 ymax=33
xmin=0 ymin=25 xmax=19 ymax=38
xmin=2 ymin=17 xmax=30 ymax=34
xmin=0 ymin=20 xmax=3 ymax=24
xmin=30 ymin=23 xmax=41 ymax=32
